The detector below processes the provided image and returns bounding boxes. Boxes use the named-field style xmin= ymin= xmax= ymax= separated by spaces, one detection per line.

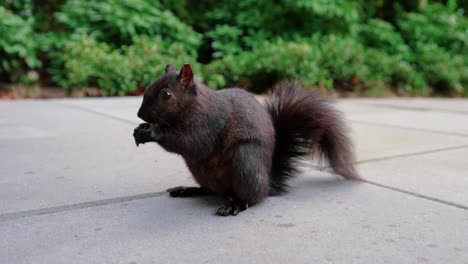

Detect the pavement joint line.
xmin=308 ymin=144 xmax=468 ymax=172
xmin=2 ymin=181 xmax=466 ymax=223
xmin=364 ymin=180 xmax=468 ymax=211
xmin=360 ymin=103 xmax=468 ymax=115
xmin=354 ymin=144 xmax=468 ymax=165
xmin=37 ymin=101 xmax=468 ymax=216
xmin=351 ymin=120 xmax=468 ymax=138
xmin=304 ymin=145 xmax=468 ymax=211
xmin=55 ymin=102 xmax=139 ymax=126
xmin=309 ymin=166 xmax=468 ymax=211
xmin=0 ymin=191 xmax=167 ymax=222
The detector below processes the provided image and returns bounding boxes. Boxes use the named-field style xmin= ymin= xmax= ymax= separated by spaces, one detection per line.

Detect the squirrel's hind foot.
xmin=216 ymin=197 xmax=248 ymax=216
xmin=167 ymin=186 xmax=209 ymax=197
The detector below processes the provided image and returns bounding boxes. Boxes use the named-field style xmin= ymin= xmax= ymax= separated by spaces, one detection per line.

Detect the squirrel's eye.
xmin=161 ymin=90 xmax=172 ymax=100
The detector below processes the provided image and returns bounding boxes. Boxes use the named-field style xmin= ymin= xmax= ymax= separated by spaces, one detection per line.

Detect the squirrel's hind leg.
xmin=216 ymin=143 xmax=270 ymax=216
xmin=167 ymin=186 xmax=210 ymax=197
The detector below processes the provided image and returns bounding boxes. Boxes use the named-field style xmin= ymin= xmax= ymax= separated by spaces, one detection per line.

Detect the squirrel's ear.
xmin=165 ymin=64 xmax=175 ymax=74
xmin=178 ymin=64 xmax=194 ymax=91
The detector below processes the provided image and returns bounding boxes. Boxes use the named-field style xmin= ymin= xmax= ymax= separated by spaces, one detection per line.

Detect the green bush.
xmin=414 ymin=42 xmax=466 ymax=94
xmin=397 ymin=3 xmax=468 ymax=54
xmin=188 ymin=0 xmax=360 ymax=37
xmin=56 ymin=34 xmax=127 ymax=94
xmin=206 ymin=25 xmax=243 ymax=59
xmin=396 ymin=3 xmax=467 ymax=94
xmin=317 ymin=35 xmax=367 ymax=85
xmin=1 ymin=0 xmax=467 ymax=97
xmin=358 ymin=19 xmax=412 ymax=60
xmin=0 ymin=6 xmax=40 ymax=82
xmin=56 ymin=0 xmax=201 ymax=55
xmin=124 ymin=36 xmax=202 ymax=88
xmin=204 ymin=38 xmax=329 ymax=91
xmin=206 ymin=35 xmax=392 ymax=92
xmin=57 ymin=34 xmax=201 ymax=95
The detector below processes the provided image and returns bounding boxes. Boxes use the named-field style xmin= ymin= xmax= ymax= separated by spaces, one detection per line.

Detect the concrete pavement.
xmin=1 ymin=97 xmax=467 ymax=263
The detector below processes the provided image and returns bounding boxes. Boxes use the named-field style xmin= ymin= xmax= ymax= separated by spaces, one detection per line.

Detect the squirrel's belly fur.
xmin=183 ymin=151 xmax=234 ymax=194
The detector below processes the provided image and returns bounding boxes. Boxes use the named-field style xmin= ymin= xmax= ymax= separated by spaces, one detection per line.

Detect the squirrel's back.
xmin=215 ymin=88 xmax=275 ymax=147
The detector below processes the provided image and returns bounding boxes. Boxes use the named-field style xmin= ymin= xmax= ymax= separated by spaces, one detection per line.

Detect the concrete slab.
xmin=351 ymin=123 xmax=468 ymax=162
xmin=0 ymin=125 xmax=54 ymax=140
xmin=0 ymin=101 xmax=194 ymax=214
xmin=1 ymin=173 xmax=467 ymax=264
xmin=60 ymin=98 xmax=468 ymax=162
xmin=342 ymin=98 xmax=468 ymax=114
xmin=56 ymin=97 xmax=142 ymax=124
xmin=338 ymin=101 xmax=468 ymax=137
xmin=306 ymin=122 xmax=468 ymax=170
xmin=2 ymin=97 xmax=468 ymax=264
xmin=358 ymin=147 xmax=468 ymax=207
xmin=2 ymin=99 xmax=467 ymax=215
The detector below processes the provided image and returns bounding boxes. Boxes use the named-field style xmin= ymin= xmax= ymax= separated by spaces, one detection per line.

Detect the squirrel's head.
xmin=137 ymin=64 xmax=196 ymax=129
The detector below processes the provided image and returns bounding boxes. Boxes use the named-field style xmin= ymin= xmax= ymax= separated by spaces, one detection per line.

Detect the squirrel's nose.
xmin=137 ymin=108 xmax=147 ymax=122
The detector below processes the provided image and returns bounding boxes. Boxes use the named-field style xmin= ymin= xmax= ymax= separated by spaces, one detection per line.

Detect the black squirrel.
xmin=134 ymin=64 xmax=359 ymax=216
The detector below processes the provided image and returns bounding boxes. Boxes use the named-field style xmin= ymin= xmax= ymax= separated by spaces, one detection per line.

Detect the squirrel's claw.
xmin=216 ymin=197 xmax=248 ymax=216
xmin=216 ymin=205 xmax=236 ymax=216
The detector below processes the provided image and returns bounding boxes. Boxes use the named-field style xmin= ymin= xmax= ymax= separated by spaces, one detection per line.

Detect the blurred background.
xmin=0 ymin=0 xmax=467 ymax=98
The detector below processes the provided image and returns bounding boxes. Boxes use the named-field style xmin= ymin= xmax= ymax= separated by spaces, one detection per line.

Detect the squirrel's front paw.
xmin=133 ymin=123 xmax=156 ymax=146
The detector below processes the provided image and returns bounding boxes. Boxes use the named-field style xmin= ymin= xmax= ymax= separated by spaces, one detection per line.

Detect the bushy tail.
xmin=265 ymin=81 xmax=359 ymax=194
